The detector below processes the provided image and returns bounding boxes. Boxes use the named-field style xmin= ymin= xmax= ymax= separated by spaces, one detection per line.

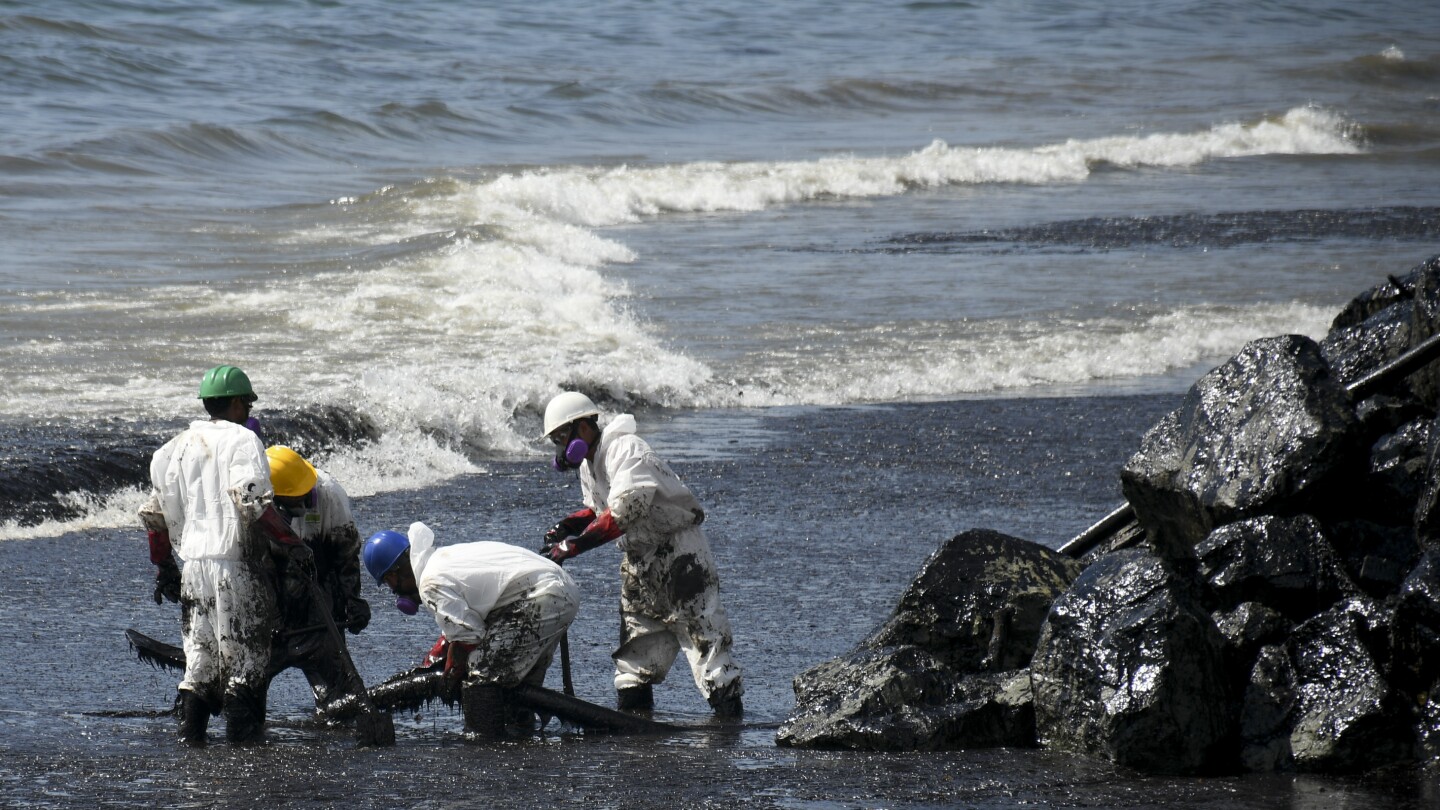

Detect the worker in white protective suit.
xmin=262 ymin=446 xmax=371 ymax=709
xmin=363 ymin=521 xmax=580 ymax=737
xmin=138 ymin=365 xmax=310 ymax=746
xmin=539 ymin=391 xmax=744 ymax=717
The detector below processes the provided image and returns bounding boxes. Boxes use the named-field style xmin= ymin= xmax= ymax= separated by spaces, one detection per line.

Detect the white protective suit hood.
xmin=406 ymin=521 xmax=439 ymax=583
xmin=580 ymin=413 xmax=705 ymax=552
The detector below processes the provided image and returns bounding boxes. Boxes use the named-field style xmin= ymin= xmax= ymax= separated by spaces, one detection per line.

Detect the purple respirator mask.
xmin=551 ymin=438 xmax=589 ymax=472
xmin=395 ymin=596 xmax=419 ymax=615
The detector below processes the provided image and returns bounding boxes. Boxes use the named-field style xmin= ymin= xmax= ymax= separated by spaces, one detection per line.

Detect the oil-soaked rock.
xmin=1354 ymin=394 xmax=1431 ymax=447
xmin=1330 ymin=262 xmax=1423 ymax=332
xmin=1031 ymin=548 xmax=1235 ymax=775
xmin=1213 ymin=602 xmax=1292 ymax=683
xmin=1419 ymin=683 xmax=1440 ymax=760
xmin=777 ymin=530 xmax=1078 ymax=751
xmin=775 ymin=646 xmax=1035 ymax=750
xmin=1241 ymin=597 xmax=1413 ymax=773
xmin=1402 ymin=256 xmax=1440 ymax=409
xmin=1411 ymin=423 xmax=1440 ymax=548
xmin=1365 ymin=419 xmax=1433 ymax=521
xmin=1239 ymin=644 xmax=1296 ymax=772
xmin=1391 ymin=550 xmax=1440 ymax=697
xmin=1327 ymin=520 xmax=1422 ymax=597
xmin=1196 ymin=515 xmax=1356 ymax=621
xmin=1121 ymin=335 xmax=1362 ymax=560
xmin=1321 ymin=295 xmax=1414 ymax=391
xmin=867 ymin=529 xmax=1084 ymax=673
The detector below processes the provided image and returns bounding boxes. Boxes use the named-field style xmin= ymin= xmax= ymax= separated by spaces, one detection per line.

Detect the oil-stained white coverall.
xmin=274 ymin=469 xmax=367 ymax=630
xmin=408 ymin=522 xmax=580 ymax=687
xmin=267 ymin=468 xmax=369 ymax=705
xmin=144 ymin=420 xmax=278 ymax=706
xmin=579 ymin=414 xmax=743 ymax=700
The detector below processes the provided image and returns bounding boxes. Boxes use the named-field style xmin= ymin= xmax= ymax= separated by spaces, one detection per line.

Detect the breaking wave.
xmin=0 ymin=107 xmax=1376 ymax=535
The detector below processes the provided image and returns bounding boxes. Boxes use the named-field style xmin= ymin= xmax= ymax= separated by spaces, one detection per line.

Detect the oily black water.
xmin=3 ymin=396 xmax=1438 ymax=809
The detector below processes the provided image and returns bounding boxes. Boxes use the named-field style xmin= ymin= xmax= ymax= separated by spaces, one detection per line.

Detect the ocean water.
xmin=2 ymin=0 xmax=1440 ymax=805
xmin=4 ymin=0 xmax=1439 ymax=536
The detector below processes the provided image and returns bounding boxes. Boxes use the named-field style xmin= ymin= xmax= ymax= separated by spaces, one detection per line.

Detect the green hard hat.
xmin=198 ymin=365 xmax=257 ymax=401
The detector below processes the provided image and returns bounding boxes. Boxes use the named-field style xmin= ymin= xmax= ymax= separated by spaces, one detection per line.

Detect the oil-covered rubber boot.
xmin=177 ymin=690 xmax=210 ymax=747
xmin=707 ymin=681 xmax=744 ymax=718
xmin=461 ymin=684 xmax=508 ymax=739
xmin=616 ymin=683 xmax=654 ymax=712
xmin=223 ymin=684 xmax=266 ymax=745
xmin=505 ymin=704 xmax=537 ymax=735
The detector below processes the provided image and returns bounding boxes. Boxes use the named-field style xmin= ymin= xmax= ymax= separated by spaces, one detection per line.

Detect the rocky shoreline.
xmin=779 ymin=255 xmax=1440 ymax=776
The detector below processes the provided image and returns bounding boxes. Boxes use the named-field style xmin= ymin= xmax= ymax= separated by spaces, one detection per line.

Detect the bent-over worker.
xmin=363 ymin=521 xmax=579 ymax=736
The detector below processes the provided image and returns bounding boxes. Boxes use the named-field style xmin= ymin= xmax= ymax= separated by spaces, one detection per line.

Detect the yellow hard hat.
xmin=266 ymin=446 xmax=318 ymax=498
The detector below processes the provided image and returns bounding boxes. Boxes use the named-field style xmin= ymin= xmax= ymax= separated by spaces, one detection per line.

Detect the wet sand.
xmin=4 ymin=395 xmax=1438 ymax=808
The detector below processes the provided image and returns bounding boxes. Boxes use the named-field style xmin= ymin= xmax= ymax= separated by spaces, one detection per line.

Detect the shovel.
xmin=555 ymin=556 xmax=575 ymax=696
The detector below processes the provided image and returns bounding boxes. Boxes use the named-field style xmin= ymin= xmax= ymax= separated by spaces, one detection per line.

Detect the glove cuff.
xmin=582 ymin=510 xmax=623 ymax=543
xmin=147 ymin=529 xmax=174 ymax=566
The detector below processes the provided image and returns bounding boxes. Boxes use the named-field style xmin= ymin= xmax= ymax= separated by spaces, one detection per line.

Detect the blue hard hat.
xmin=363 ymin=530 xmax=410 ymax=584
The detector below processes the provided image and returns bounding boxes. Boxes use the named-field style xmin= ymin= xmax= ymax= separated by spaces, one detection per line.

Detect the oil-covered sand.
xmin=3 ymin=395 xmax=1438 ymax=808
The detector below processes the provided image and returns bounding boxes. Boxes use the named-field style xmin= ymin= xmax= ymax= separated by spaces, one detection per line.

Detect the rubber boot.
xmin=707 ymin=681 xmax=744 ymax=718
xmin=223 ymin=684 xmax=266 ymax=745
xmin=616 ymin=683 xmax=654 ymax=712
xmin=177 ymin=690 xmax=210 ymax=747
xmin=461 ymin=684 xmax=508 ymax=739
xmin=506 ymin=704 xmax=537 ymax=735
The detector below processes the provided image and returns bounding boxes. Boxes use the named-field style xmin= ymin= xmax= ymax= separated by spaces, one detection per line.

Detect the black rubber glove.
xmin=153 ymin=559 xmax=182 ymax=605
xmin=344 ymin=596 xmax=371 ymax=634
xmin=543 ymin=509 xmax=596 ymax=549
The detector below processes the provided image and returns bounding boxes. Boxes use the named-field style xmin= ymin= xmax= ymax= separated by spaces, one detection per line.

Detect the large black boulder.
xmin=1402 ymin=255 xmax=1440 ymax=408
xmin=1411 ymin=423 xmax=1440 ymax=547
xmin=1391 ymin=550 xmax=1440 ymax=697
xmin=1031 ymin=548 xmax=1235 ymax=774
xmin=1212 ymin=601 xmax=1292 ymax=686
xmin=1121 ymin=335 xmax=1361 ymax=560
xmin=1239 ymin=597 xmax=1414 ymax=772
xmin=867 ymin=528 xmax=1084 ymax=673
xmin=1195 ymin=514 xmax=1356 ymax=621
xmin=775 ymin=646 xmax=1034 ymax=750
xmin=1322 ymin=290 xmax=1414 ymax=392
xmin=1329 ymin=256 xmax=1433 ymax=332
xmin=1326 ymin=519 xmax=1422 ymax=597
xmin=1365 ymin=419 xmax=1432 ymax=522
xmin=776 ymin=529 xmax=1080 ymax=751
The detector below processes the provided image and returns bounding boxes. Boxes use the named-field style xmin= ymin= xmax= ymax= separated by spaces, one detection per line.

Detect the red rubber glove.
xmin=421 ymin=636 xmax=448 ymax=670
xmin=543 ymin=508 xmax=595 ymax=547
xmin=148 ymin=529 xmax=182 ymax=604
xmin=545 ymin=509 xmax=623 ymax=562
xmin=147 ymin=529 xmax=173 ymax=565
xmin=443 ymin=641 xmax=477 ymax=696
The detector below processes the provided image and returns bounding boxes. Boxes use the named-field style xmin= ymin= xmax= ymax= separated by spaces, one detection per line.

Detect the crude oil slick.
xmin=6 ymin=399 xmax=1440 ymax=808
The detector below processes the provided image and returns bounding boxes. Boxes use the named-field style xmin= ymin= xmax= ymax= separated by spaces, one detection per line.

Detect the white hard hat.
xmin=543 ymin=391 xmax=601 ymax=437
